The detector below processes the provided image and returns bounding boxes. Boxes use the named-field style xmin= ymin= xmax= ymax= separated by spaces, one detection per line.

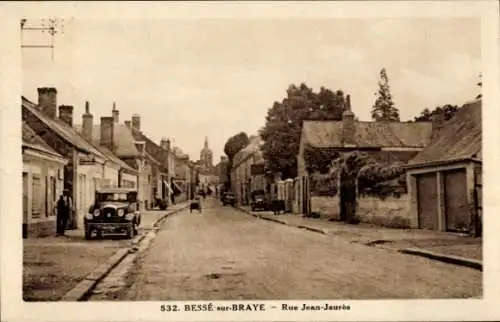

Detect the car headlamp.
xmin=117 ymin=209 xmax=125 ymax=217
xmin=93 ymin=209 xmax=100 ymax=217
xmin=84 ymin=213 xmax=93 ymax=220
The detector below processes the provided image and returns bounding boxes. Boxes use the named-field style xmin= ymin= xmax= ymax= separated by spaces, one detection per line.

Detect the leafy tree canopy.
xmin=223 ymin=132 xmax=250 ymax=190
xmin=413 ymin=104 xmax=459 ymax=123
xmin=371 ymin=68 xmax=400 ymax=122
xmin=260 ymin=83 xmax=347 ymax=179
xmin=224 ymin=132 xmax=250 ymax=160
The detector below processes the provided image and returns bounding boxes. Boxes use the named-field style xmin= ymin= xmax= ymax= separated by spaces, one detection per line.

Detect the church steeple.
xmin=200 ymin=136 xmax=213 ymax=173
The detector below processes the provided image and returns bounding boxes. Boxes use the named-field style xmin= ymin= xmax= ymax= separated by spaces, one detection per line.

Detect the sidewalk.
xmin=238 ymin=206 xmax=482 ymax=267
xmin=23 ymin=202 xmax=188 ymax=301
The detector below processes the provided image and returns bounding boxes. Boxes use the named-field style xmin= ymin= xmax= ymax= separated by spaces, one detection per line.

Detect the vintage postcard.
xmin=1 ymin=1 xmax=499 ymax=321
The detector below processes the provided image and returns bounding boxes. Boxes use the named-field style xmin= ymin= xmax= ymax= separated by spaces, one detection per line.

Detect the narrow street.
xmin=113 ymin=198 xmax=481 ymax=300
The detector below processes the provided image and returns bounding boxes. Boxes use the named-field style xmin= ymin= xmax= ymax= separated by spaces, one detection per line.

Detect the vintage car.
xmin=84 ymin=187 xmax=141 ymax=240
xmin=250 ymin=190 xmax=268 ymax=211
xmin=221 ymin=192 xmax=236 ymax=206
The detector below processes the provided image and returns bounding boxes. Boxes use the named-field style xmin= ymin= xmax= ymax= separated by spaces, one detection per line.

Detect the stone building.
xmin=22 ymin=88 xmax=131 ymax=230
xmin=75 ymin=104 xmax=150 ymax=210
xmin=296 ymin=96 xmax=434 ymax=215
xmin=405 ymin=99 xmax=482 ymax=235
xmin=22 ymin=121 xmax=67 ymax=237
xmin=231 ymin=135 xmax=266 ymax=205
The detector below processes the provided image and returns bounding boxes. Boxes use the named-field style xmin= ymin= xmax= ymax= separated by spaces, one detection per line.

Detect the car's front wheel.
xmin=126 ymin=223 xmax=134 ymax=239
xmin=84 ymin=226 xmax=92 ymax=240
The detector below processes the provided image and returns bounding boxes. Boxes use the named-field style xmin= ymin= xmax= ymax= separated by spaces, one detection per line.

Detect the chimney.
xmin=58 ymin=105 xmax=74 ymax=126
xmin=124 ymin=120 xmax=131 ymax=129
xmin=160 ymin=137 xmax=171 ymax=151
xmin=132 ymin=114 xmax=141 ymax=132
xmin=112 ymin=102 xmax=119 ymax=123
xmin=82 ymin=101 xmax=93 ymax=142
xmin=342 ymin=94 xmax=356 ymax=146
xmin=135 ymin=141 xmax=146 ymax=157
xmin=160 ymin=137 xmax=168 ymax=150
xmin=100 ymin=116 xmax=115 ymax=151
xmin=37 ymin=87 xmax=57 ymax=119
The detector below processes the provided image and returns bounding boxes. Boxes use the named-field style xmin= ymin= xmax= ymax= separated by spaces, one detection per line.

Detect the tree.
xmin=330 ymin=152 xmax=406 ymax=223
xmin=223 ymin=132 xmax=250 ymax=189
xmin=371 ymin=68 xmax=400 ymax=122
xmin=413 ymin=104 xmax=459 ymax=123
xmin=260 ymin=83 xmax=347 ymax=179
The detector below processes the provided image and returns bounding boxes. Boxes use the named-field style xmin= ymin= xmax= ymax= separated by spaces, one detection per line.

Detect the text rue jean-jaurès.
xmin=160 ymin=303 xmax=350 ymax=312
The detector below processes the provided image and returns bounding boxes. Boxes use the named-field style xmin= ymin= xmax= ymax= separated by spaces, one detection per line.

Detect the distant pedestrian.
xmin=56 ymin=190 xmax=72 ymax=236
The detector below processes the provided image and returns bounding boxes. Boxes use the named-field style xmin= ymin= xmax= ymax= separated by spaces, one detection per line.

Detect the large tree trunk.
xmin=340 ymin=182 xmax=357 ymax=224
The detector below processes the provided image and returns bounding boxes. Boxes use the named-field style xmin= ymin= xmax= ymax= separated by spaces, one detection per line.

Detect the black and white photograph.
xmin=1 ymin=1 xmax=499 ymax=321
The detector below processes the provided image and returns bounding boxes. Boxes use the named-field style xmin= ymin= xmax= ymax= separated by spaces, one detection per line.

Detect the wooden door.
xmin=417 ymin=173 xmax=439 ymax=230
xmin=444 ymin=169 xmax=469 ymax=232
xmin=23 ymin=172 xmax=28 ymax=224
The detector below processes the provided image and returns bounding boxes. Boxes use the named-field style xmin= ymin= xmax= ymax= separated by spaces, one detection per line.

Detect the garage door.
xmin=417 ymin=173 xmax=439 ymax=230
xmin=444 ymin=169 xmax=469 ymax=232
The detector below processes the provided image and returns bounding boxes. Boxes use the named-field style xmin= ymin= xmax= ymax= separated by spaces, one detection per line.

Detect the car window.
xmin=101 ymin=193 xmax=128 ymax=201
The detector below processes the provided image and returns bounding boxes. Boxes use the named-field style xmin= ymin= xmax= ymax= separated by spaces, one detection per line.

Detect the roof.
xmin=22 ymin=97 xmax=105 ymax=158
xmin=301 ymin=120 xmax=433 ymax=149
xmin=130 ymin=128 xmax=168 ymax=172
xmin=74 ymin=124 xmax=139 ymax=157
xmin=98 ymin=145 xmax=137 ymax=174
xmin=22 ymin=121 xmax=66 ymax=159
xmin=233 ymin=135 xmax=263 ymax=168
xmin=407 ymin=99 xmax=482 ymax=167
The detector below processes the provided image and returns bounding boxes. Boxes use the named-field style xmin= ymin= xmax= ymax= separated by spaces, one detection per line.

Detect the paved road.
xmin=118 ymin=198 xmax=481 ymax=300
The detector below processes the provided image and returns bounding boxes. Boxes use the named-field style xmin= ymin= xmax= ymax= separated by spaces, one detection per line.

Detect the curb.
xmin=61 ymin=248 xmax=130 ymax=301
xmin=61 ymin=204 xmax=188 ymax=301
xmin=237 ymin=206 xmax=326 ymax=232
xmin=399 ymin=248 xmax=482 ymax=271
xmin=152 ymin=205 xmax=189 ymax=229
xmin=296 ymin=224 xmax=328 ymax=235
xmin=259 ymin=215 xmax=288 ymax=225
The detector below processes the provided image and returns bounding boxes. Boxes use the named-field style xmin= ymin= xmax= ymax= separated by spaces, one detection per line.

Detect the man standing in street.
xmin=56 ymin=190 xmax=72 ymax=236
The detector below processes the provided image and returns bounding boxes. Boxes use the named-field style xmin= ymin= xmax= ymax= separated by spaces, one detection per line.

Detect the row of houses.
xmin=22 ymin=87 xmax=197 ymax=238
xmin=230 ymin=97 xmax=482 ymax=235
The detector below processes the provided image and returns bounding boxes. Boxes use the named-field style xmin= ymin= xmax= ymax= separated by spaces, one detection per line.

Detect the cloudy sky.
xmin=22 ymin=18 xmax=481 ymax=162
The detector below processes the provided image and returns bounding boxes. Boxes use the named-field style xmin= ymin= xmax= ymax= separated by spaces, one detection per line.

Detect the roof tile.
xmin=408 ymin=100 xmax=481 ymax=165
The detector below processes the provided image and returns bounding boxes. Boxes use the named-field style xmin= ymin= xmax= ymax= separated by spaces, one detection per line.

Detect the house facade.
xmin=174 ymin=154 xmax=192 ymax=202
xmin=231 ymin=136 xmax=266 ymax=205
xmin=22 ymin=122 xmax=68 ymax=237
xmin=126 ymin=112 xmax=184 ymax=208
xmin=296 ymin=96 xmax=434 ymax=215
xmin=405 ymin=99 xmax=482 ymax=235
xmin=75 ymin=108 xmax=152 ymax=210
xmin=22 ymin=89 xmax=115 ymax=230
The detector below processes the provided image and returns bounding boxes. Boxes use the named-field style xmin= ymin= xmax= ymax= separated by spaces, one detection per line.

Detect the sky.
xmin=22 ymin=18 xmax=481 ymax=162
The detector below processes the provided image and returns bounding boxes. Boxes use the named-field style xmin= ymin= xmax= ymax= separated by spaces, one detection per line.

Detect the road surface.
xmin=115 ymin=198 xmax=481 ymax=300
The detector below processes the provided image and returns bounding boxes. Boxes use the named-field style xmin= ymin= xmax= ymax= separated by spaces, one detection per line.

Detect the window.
xmin=31 ymin=175 xmax=43 ymax=219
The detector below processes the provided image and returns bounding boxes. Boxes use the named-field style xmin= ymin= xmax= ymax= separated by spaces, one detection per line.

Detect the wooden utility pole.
xmin=21 ymin=18 xmax=64 ymax=60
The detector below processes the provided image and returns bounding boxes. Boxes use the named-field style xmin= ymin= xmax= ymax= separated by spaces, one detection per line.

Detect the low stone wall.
xmin=310 ymin=195 xmax=411 ymax=228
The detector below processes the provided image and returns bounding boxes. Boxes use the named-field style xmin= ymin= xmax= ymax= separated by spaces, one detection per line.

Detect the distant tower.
xmin=200 ymin=136 xmax=213 ymax=172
